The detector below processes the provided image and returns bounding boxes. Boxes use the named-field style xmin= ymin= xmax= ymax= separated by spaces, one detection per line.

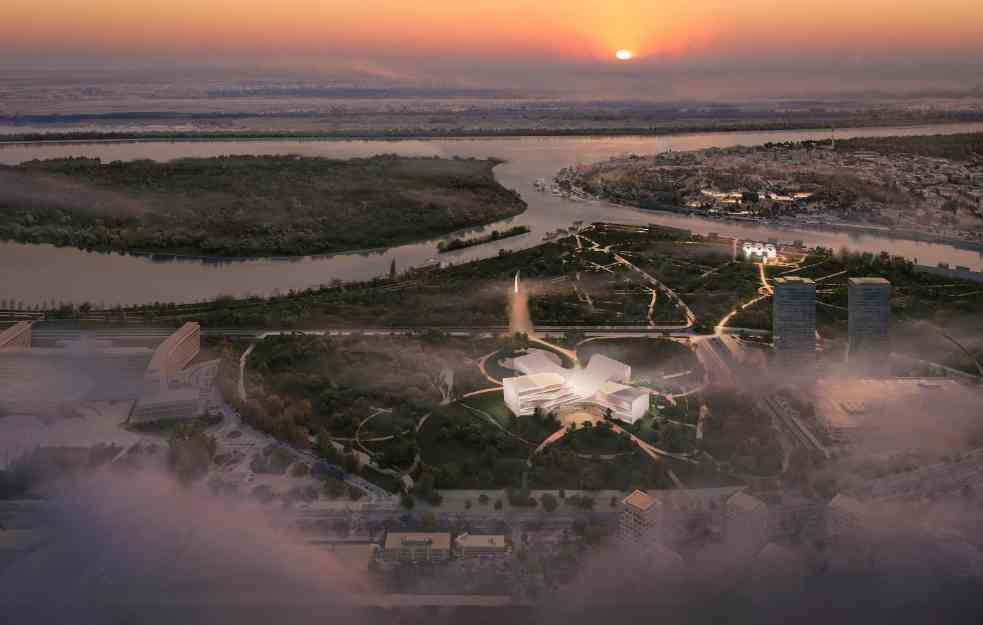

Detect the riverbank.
xmin=437 ymin=225 xmax=531 ymax=253
xmin=639 ymin=208 xmax=983 ymax=255
xmin=4 ymin=116 xmax=983 ymax=145
xmin=557 ymin=135 xmax=983 ymax=256
xmin=4 ymin=123 xmax=983 ymax=307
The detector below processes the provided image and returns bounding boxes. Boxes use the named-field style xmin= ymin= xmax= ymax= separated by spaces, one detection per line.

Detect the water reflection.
xmin=2 ymin=123 xmax=983 ymax=306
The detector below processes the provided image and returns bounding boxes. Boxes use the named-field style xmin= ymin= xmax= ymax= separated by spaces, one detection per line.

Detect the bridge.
xmin=0 ymin=321 xmax=32 ymax=350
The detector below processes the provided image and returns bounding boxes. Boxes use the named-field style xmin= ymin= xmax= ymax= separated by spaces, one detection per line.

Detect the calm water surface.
xmin=3 ymin=122 xmax=983 ymax=306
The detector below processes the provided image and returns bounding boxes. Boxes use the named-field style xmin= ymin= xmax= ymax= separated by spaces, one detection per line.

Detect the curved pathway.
xmin=354 ymin=407 xmax=394 ymax=455
xmin=237 ymin=344 xmax=255 ymax=401
xmin=576 ymin=233 xmax=695 ymax=330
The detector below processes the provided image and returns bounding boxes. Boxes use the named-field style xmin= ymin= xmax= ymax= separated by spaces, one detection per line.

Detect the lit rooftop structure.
xmin=742 ymin=241 xmax=777 ymax=262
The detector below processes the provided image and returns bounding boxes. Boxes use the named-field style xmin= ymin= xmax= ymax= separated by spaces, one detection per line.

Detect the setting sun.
xmin=615 ymin=49 xmax=634 ymax=60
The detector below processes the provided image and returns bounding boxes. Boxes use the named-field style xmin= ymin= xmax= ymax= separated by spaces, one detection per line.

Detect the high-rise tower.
xmin=773 ymin=277 xmax=817 ymax=378
xmin=847 ymin=277 xmax=891 ymax=375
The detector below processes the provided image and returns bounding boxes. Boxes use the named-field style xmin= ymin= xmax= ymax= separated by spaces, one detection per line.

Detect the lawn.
xmin=555 ymin=423 xmax=635 ymax=455
xmin=360 ymin=466 xmax=403 ymax=494
xmin=417 ymin=403 xmax=529 ymax=470
xmin=460 ymin=392 xmax=512 ymax=428
xmin=577 ymin=337 xmax=704 ymax=388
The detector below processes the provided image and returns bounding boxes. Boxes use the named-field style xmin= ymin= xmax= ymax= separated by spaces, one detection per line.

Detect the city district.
xmin=2 ymin=221 xmax=983 ymax=600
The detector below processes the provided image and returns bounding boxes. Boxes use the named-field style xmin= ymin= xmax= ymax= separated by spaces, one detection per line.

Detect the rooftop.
xmin=775 ymin=276 xmax=815 ymax=285
xmin=455 ymin=533 xmax=507 ymax=549
xmin=849 ymin=277 xmax=891 ymax=285
xmin=505 ymin=372 xmax=567 ymax=392
xmin=599 ymin=381 xmax=649 ymax=404
xmin=512 ymin=350 xmax=567 ymax=376
xmin=384 ymin=532 xmax=451 ymax=551
xmin=622 ymin=489 xmax=658 ymax=512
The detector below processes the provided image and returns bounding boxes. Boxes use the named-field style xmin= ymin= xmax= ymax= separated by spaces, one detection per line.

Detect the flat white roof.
xmin=455 ymin=534 xmax=507 ymax=549
xmin=512 ymin=350 xmax=567 ymax=376
xmin=568 ymin=354 xmax=629 ymax=397
xmin=384 ymin=532 xmax=451 ymax=551
xmin=504 ymin=372 xmax=567 ymax=393
xmin=600 ymin=381 xmax=648 ymax=403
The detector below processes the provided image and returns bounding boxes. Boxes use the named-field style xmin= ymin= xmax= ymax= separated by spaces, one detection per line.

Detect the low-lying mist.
xmin=0 ymin=471 xmax=376 ymax=625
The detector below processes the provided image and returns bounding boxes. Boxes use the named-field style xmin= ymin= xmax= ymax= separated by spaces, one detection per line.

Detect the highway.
xmin=26 ymin=321 xmax=774 ymax=343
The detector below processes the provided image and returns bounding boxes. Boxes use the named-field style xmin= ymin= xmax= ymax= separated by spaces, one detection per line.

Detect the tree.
xmin=541 ymin=493 xmax=558 ymax=512
xmin=316 ymin=430 xmax=339 ymax=463
xmin=389 ymin=258 xmax=397 ymax=279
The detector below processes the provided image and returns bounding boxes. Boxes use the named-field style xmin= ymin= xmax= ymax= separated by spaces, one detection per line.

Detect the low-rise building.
xmin=454 ymin=533 xmax=508 ymax=558
xmin=619 ymin=487 xmax=740 ymax=552
xmin=129 ymin=386 xmax=203 ymax=424
xmin=382 ymin=532 xmax=451 ymax=564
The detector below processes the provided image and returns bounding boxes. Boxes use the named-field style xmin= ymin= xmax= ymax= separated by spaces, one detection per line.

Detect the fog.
xmin=0 ymin=472 xmax=376 ymax=625
xmin=5 ymin=463 xmax=983 ymax=625
xmin=2 ymin=52 xmax=983 ymax=101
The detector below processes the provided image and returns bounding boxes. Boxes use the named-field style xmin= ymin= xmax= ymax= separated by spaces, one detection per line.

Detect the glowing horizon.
xmin=3 ymin=1 xmax=983 ymax=62
xmin=2 ymin=0 xmax=983 ymax=98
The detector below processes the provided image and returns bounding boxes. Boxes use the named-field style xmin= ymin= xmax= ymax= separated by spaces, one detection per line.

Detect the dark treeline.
xmin=437 ymin=225 xmax=530 ymax=252
xmin=825 ymin=132 xmax=983 ymax=161
xmin=0 ymin=154 xmax=526 ymax=257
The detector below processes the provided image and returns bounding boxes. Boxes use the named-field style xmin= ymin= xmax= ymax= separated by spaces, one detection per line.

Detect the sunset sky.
xmin=3 ymin=1 xmax=982 ymax=95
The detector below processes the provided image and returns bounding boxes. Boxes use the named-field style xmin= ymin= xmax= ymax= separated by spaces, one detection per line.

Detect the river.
xmin=3 ymin=122 xmax=983 ymax=307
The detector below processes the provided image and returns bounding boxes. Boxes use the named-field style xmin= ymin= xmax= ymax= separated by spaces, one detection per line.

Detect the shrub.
xmin=541 ymin=493 xmax=558 ymax=512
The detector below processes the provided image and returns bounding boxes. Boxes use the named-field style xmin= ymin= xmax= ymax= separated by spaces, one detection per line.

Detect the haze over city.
xmin=3 ymin=0 xmax=983 ymax=96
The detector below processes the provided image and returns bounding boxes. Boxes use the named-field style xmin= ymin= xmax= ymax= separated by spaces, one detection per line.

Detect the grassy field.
xmin=577 ymin=337 xmax=704 ymax=390
xmin=417 ymin=402 xmax=532 ymax=489
xmin=460 ymin=392 xmax=513 ymax=428
xmin=0 ymin=155 xmax=525 ymax=257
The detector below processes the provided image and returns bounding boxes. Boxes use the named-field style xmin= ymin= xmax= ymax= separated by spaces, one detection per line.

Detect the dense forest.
xmin=830 ymin=132 xmax=983 ymax=161
xmin=0 ymin=154 xmax=525 ymax=256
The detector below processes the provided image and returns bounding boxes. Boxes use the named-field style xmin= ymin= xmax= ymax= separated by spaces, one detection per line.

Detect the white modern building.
xmin=503 ymin=352 xmax=649 ymax=423
xmin=742 ymin=241 xmax=777 ymax=261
